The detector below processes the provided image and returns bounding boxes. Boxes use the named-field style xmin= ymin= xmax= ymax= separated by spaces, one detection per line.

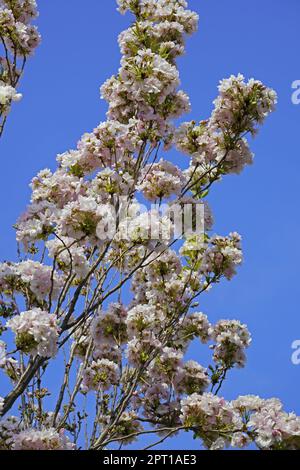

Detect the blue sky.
xmin=0 ymin=0 xmax=300 ymax=449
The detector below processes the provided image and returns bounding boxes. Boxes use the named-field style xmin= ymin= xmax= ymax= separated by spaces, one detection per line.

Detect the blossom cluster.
xmin=106 ymin=0 xmax=197 ymax=132
xmin=0 ymin=260 xmax=64 ymax=302
xmin=82 ymin=358 xmax=120 ymax=393
xmin=0 ymin=423 xmax=75 ymax=450
xmin=12 ymin=428 xmax=75 ymax=450
xmin=212 ymin=319 xmax=251 ymax=368
xmin=138 ymin=159 xmax=186 ymax=201
xmin=79 ymin=293 xmax=251 ymax=433
xmin=0 ymin=339 xmax=19 ymax=381
xmin=0 ymin=83 xmax=22 ymax=106
xmin=246 ymin=399 xmax=300 ymax=450
xmin=181 ymin=392 xmax=240 ymax=449
xmin=181 ymin=231 xmax=243 ymax=281
xmin=0 ymin=0 xmax=295 ymax=453
xmin=175 ymin=75 xmax=277 ymax=197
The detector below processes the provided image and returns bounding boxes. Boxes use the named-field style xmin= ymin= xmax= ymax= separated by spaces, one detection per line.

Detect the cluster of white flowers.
xmin=116 ymin=208 xmax=173 ymax=248
xmin=87 ymin=168 xmax=134 ymax=200
xmin=126 ymin=304 xmax=165 ymax=338
xmin=126 ymin=331 xmax=162 ymax=366
xmin=181 ymin=129 xmax=254 ymax=178
xmin=180 ymin=392 xmax=242 ymax=449
xmin=118 ymin=20 xmax=185 ymax=62
xmin=0 ymin=416 xmax=21 ymax=449
xmin=174 ymin=360 xmax=210 ymax=395
xmin=130 ymin=351 xmax=209 ymax=425
xmin=150 ymin=346 xmax=183 ymax=380
xmin=90 ymin=303 xmax=127 ymax=361
xmin=7 ymin=309 xmax=59 ymax=357
xmin=180 ymin=394 xmax=300 ymax=450
xmin=112 ymin=411 xmax=143 ymax=444
xmin=0 ymin=339 xmax=17 ymax=369
xmin=12 ymin=428 xmax=75 ymax=450
xmin=133 ymin=381 xmax=181 ymax=427
xmin=0 ymin=0 xmax=40 ymax=125
xmin=117 ymin=0 xmax=198 ymax=33
xmin=176 ymin=120 xmax=221 ymax=164
xmin=175 ymin=74 xmax=277 ymax=195
xmin=212 ymin=319 xmax=251 ymax=368
xmin=101 ymin=59 xmax=189 ymax=132
xmin=59 ymin=119 xmax=144 ymax=177
xmin=0 ymin=0 xmax=294 ymax=452
xmin=212 ymin=74 xmax=278 ymax=134
xmin=58 ymin=195 xmax=111 ymax=241
xmin=130 ymin=248 xmax=198 ymax=314
xmin=81 ymin=358 xmax=120 ymax=392
xmin=247 ymin=400 xmax=300 ymax=450
xmin=15 ymin=201 xmax=57 ymax=250
xmin=30 ymin=168 xmax=85 ymax=208
xmin=132 ymin=248 xmax=181 ymax=288
xmin=102 ymin=0 xmax=197 ymax=134
xmin=181 ymin=231 xmax=243 ymax=281
xmin=231 ymin=394 xmax=265 ymax=412
xmin=0 ymin=82 xmax=22 ymax=106
xmin=46 ymin=237 xmax=90 ymax=278
xmin=138 ymin=159 xmax=186 ymax=200
xmin=179 ymin=312 xmax=212 ymax=345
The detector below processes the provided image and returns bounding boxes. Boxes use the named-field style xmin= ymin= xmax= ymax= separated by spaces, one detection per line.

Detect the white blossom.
xmin=81 ymin=359 xmax=120 ymax=392
xmin=12 ymin=428 xmax=75 ymax=450
xmin=7 ymin=309 xmax=59 ymax=357
xmin=0 ymin=83 xmax=22 ymax=106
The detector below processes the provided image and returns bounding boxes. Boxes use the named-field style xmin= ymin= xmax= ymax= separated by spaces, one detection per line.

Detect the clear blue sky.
xmin=0 ymin=0 xmax=299 ymax=449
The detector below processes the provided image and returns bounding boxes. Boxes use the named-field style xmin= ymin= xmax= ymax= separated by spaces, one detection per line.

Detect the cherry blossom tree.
xmin=0 ymin=0 xmax=40 ymax=138
xmin=0 ymin=0 xmax=299 ymax=451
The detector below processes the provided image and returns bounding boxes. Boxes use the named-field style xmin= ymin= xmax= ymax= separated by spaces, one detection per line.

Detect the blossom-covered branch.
xmin=0 ymin=0 xmax=298 ymax=452
xmin=0 ymin=0 xmax=40 ymax=138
